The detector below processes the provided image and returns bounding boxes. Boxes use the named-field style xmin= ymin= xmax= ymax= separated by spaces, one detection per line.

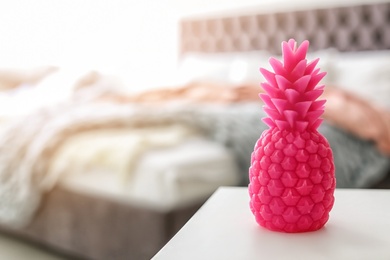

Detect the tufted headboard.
xmin=179 ymin=2 xmax=390 ymax=55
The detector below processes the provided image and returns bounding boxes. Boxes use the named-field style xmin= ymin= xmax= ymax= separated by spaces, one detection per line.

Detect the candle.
xmin=248 ymin=39 xmax=335 ymax=233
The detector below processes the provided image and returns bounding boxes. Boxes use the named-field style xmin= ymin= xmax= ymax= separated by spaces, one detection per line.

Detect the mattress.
xmin=58 ymin=136 xmax=240 ymax=211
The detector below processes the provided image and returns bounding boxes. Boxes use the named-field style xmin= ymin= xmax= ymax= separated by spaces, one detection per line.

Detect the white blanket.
xmin=0 ymin=101 xmax=240 ymax=227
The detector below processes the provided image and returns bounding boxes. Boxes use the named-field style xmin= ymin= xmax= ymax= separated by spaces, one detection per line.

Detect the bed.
xmin=0 ymin=1 xmax=389 ymax=260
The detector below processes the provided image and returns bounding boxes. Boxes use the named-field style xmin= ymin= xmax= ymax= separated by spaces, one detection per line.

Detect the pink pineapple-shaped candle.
xmin=248 ymin=39 xmax=336 ymax=233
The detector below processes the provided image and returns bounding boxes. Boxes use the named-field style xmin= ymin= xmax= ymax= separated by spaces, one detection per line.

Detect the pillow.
xmin=176 ymin=51 xmax=270 ymax=85
xmin=227 ymin=51 xmax=271 ymax=84
xmin=239 ymin=48 xmax=337 ymax=85
xmin=330 ymin=50 xmax=390 ymax=110
xmin=177 ymin=48 xmax=337 ymax=87
xmin=306 ymin=48 xmax=338 ymax=84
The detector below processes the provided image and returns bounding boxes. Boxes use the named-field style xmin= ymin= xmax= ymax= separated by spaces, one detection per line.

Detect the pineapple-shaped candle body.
xmin=249 ymin=39 xmax=335 ymax=233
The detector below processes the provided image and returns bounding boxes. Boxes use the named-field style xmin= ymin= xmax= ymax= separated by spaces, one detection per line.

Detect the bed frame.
xmin=0 ymin=2 xmax=389 ymax=260
xmin=0 ymin=186 xmax=203 ymax=260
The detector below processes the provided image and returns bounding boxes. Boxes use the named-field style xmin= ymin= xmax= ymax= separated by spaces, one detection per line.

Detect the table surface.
xmin=154 ymin=187 xmax=390 ymax=260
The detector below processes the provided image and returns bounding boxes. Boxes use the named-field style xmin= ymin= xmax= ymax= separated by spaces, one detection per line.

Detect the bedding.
xmin=177 ymin=48 xmax=338 ymax=86
xmin=60 ymin=136 xmax=238 ymax=210
xmin=329 ymin=50 xmax=390 ymax=111
xmin=0 ymin=98 xmax=240 ymax=227
xmin=0 ymin=66 xmax=57 ymax=90
xmin=106 ymin=82 xmax=390 ymax=188
xmin=3 ymin=78 xmax=388 ymax=227
xmin=177 ymin=51 xmax=271 ymax=84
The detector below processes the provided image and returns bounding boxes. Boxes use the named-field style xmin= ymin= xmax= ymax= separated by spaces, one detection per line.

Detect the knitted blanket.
xmin=0 ymin=101 xmax=388 ymax=227
xmin=0 ymin=102 xmax=198 ymax=227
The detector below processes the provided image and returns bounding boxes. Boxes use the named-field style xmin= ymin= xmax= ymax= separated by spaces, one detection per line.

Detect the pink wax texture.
xmin=248 ymin=39 xmax=336 ymax=233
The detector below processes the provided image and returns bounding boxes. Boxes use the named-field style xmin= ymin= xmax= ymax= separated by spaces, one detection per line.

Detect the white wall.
xmin=0 ymin=0 xmax=180 ymax=90
xmin=169 ymin=0 xmax=387 ymax=17
xmin=0 ymin=0 xmax=383 ymax=91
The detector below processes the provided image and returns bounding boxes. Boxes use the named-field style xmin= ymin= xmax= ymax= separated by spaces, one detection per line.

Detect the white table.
xmin=153 ymin=187 xmax=390 ymax=260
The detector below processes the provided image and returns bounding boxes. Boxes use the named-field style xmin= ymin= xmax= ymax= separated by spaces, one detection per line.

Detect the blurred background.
xmin=0 ymin=0 xmax=389 ymax=259
xmin=0 ymin=0 xmax=375 ymax=91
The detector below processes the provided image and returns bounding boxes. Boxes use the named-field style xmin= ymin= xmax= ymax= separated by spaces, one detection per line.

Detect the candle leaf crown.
xmin=259 ymin=39 xmax=326 ymax=132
